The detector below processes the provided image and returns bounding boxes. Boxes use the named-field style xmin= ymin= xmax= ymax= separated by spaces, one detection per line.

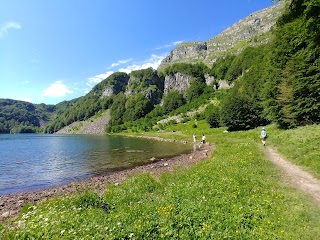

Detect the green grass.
xmin=1 ymin=122 xmax=320 ymax=239
xmin=265 ymin=124 xmax=320 ymax=178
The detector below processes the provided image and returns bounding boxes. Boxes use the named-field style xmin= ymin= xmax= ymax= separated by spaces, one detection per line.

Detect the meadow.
xmin=1 ymin=122 xmax=320 ymax=239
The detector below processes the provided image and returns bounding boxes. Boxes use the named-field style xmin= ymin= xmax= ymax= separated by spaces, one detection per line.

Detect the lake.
xmin=0 ymin=134 xmax=191 ymax=195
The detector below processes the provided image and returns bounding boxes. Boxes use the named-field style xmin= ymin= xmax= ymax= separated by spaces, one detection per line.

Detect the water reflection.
xmin=0 ymin=134 xmax=191 ymax=194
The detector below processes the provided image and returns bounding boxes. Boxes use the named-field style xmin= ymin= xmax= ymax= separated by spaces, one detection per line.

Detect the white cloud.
xmin=118 ymin=54 xmax=167 ymax=73
xmin=155 ymin=40 xmax=183 ymax=50
xmin=0 ymin=22 xmax=21 ymax=38
xmin=110 ymin=58 xmax=133 ymax=68
xmin=41 ymin=81 xmax=73 ymax=98
xmin=87 ymin=71 xmax=114 ymax=87
xmin=22 ymin=98 xmax=32 ymax=103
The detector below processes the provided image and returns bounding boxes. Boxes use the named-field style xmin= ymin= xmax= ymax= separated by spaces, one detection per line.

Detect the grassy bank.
xmin=1 ymin=122 xmax=320 ymax=239
xmin=266 ymin=124 xmax=320 ymax=179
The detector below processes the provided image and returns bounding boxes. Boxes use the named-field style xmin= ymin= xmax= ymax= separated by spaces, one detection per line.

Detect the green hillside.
xmin=0 ymin=98 xmax=79 ymax=133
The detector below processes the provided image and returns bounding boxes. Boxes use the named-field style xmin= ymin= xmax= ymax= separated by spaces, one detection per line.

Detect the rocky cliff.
xmin=159 ymin=2 xmax=285 ymax=69
xmin=164 ymin=73 xmax=232 ymax=94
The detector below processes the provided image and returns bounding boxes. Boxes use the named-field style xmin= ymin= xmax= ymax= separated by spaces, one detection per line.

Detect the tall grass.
xmin=1 ymin=122 xmax=320 ymax=239
xmin=266 ymin=124 xmax=320 ymax=178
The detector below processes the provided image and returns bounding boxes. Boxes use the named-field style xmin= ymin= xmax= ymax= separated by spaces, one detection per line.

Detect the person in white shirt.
xmin=201 ymin=134 xmax=206 ymax=144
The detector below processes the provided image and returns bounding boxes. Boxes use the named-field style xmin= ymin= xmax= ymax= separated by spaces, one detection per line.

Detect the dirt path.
xmin=265 ymin=147 xmax=320 ymax=205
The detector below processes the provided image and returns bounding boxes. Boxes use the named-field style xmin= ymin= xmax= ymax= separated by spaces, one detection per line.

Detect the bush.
xmin=162 ymin=91 xmax=186 ymax=113
xmin=185 ymin=78 xmax=206 ymax=103
xmin=205 ymin=104 xmax=220 ymax=128
xmin=220 ymin=93 xmax=262 ymax=131
xmin=75 ymin=192 xmax=110 ymax=212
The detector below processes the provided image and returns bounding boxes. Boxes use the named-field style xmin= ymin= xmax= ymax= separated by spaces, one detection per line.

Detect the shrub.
xmin=162 ymin=91 xmax=186 ymax=113
xmin=205 ymin=104 xmax=221 ymax=128
xmin=220 ymin=93 xmax=262 ymax=131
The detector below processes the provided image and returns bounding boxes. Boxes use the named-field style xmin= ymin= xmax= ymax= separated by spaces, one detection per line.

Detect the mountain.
xmin=158 ymin=1 xmax=285 ymax=70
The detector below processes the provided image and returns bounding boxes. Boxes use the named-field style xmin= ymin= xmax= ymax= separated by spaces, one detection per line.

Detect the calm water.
xmin=0 ymin=134 xmax=191 ymax=195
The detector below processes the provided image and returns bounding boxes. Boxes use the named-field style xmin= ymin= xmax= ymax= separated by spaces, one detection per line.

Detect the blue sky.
xmin=1 ymin=0 xmax=276 ymax=105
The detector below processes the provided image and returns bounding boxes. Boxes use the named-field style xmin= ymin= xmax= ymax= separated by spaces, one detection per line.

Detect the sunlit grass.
xmin=1 ymin=122 xmax=320 ymax=239
xmin=266 ymin=124 xmax=320 ymax=178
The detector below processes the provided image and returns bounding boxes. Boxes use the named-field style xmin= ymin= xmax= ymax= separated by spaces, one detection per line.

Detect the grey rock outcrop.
xmin=164 ymin=73 xmax=192 ymax=94
xmin=101 ymin=87 xmax=114 ymax=98
xmin=164 ymin=73 xmax=232 ymax=94
xmin=159 ymin=2 xmax=285 ymax=69
xmin=163 ymin=42 xmax=208 ymax=63
xmin=204 ymin=74 xmax=215 ymax=86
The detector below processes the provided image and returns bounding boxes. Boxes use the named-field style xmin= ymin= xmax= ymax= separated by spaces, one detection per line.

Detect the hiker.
xmin=260 ymin=127 xmax=267 ymax=146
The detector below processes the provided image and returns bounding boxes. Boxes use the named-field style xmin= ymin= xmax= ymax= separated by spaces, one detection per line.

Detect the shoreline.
xmin=0 ymin=143 xmax=213 ymax=221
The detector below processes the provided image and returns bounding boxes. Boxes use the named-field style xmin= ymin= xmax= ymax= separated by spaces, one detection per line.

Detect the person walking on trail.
xmin=260 ymin=127 xmax=267 ymax=146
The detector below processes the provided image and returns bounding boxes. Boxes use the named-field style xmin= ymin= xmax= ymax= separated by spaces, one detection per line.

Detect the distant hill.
xmin=0 ymin=98 xmax=79 ymax=133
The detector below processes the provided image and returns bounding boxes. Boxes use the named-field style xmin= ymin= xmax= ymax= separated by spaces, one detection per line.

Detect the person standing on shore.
xmin=199 ymin=134 xmax=206 ymax=148
xmin=201 ymin=134 xmax=206 ymax=144
xmin=260 ymin=127 xmax=267 ymax=146
xmin=192 ymin=134 xmax=197 ymax=151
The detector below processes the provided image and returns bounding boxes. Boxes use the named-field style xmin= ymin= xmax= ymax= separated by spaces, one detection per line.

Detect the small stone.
xmin=2 ymin=211 xmax=10 ymax=218
xmin=164 ymin=163 xmax=169 ymax=166
xmin=150 ymin=157 xmax=156 ymax=161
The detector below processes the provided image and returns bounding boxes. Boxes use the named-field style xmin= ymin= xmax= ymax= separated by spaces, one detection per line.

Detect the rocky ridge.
xmin=159 ymin=1 xmax=285 ymax=69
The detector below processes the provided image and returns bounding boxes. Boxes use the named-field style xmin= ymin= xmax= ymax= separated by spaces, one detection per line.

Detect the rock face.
xmin=164 ymin=73 xmax=192 ymax=94
xmin=159 ymin=2 xmax=285 ymax=69
xmin=163 ymin=42 xmax=208 ymax=63
xmin=101 ymin=87 xmax=114 ymax=98
xmin=164 ymin=73 xmax=232 ymax=94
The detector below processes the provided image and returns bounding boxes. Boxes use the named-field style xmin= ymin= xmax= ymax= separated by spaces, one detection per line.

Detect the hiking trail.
xmin=265 ymin=147 xmax=320 ymax=206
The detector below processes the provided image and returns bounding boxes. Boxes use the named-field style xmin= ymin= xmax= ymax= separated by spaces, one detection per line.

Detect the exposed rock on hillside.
xmin=164 ymin=73 xmax=232 ymax=94
xmin=56 ymin=110 xmax=110 ymax=135
xmin=164 ymin=73 xmax=192 ymax=94
xmin=93 ymin=72 xmax=129 ymax=99
xmin=159 ymin=2 xmax=285 ymax=69
xmin=101 ymin=87 xmax=114 ymax=98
